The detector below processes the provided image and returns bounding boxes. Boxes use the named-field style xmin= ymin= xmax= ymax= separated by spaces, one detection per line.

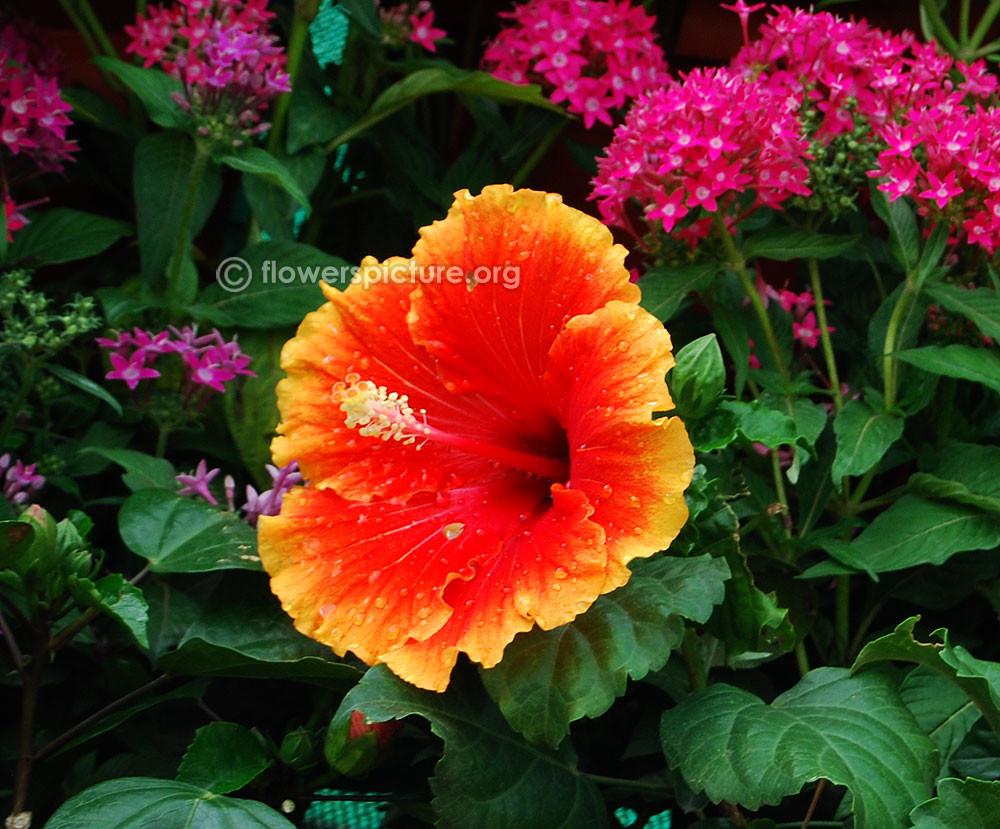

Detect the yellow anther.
xmin=332 ymin=376 xmax=429 ymax=445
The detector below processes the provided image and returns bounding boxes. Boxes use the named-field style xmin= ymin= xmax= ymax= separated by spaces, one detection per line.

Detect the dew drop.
xmin=374 ymin=597 xmax=387 ymax=609
xmin=554 ymin=567 xmax=568 ymax=580
xmin=601 ymin=483 xmax=614 ymax=498
xmin=443 ymin=522 xmax=465 ymax=540
xmin=368 ymin=569 xmax=381 ymax=583
xmin=417 ymin=606 xmax=432 ymax=619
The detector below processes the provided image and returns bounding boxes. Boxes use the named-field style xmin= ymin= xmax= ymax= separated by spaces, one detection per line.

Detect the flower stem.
xmin=714 ymin=213 xmax=790 ymax=383
xmin=0 ymin=358 xmax=35 ymax=450
xmin=164 ymin=139 xmax=210 ymax=307
xmin=969 ymin=0 xmax=1000 ymax=52
xmin=682 ymin=626 xmax=707 ymax=692
xmin=77 ymin=0 xmax=119 ymax=58
xmin=794 ymin=640 xmax=809 ymax=678
xmin=881 ymin=279 xmax=916 ymax=412
xmin=511 ymin=121 xmax=566 ymax=189
xmin=10 ymin=624 xmax=48 ymax=819
xmin=266 ymin=2 xmax=315 ymax=156
xmin=834 ymin=575 xmax=850 ymax=665
xmin=807 ymin=258 xmax=842 ymax=411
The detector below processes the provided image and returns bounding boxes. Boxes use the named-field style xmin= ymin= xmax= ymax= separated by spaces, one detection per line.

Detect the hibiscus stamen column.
xmin=334 ymin=374 xmax=569 ymax=482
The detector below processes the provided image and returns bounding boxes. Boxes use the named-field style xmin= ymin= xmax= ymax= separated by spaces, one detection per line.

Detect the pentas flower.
xmin=592 ymin=66 xmax=811 ymax=243
xmin=0 ymin=18 xmax=77 ymax=238
xmin=176 ymin=459 xmax=301 ymax=525
xmin=376 ymin=2 xmax=447 ymax=53
xmin=177 ymin=459 xmax=220 ymax=504
xmin=126 ymin=0 xmax=290 ymax=148
xmin=1 ymin=453 xmax=45 ymax=510
xmin=258 ymin=184 xmax=694 ymax=692
xmin=481 ymin=0 xmax=669 ymax=129
xmin=870 ymin=99 xmax=1000 ymax=256
xmin=97 ymin=325 xmax=255 ymax=398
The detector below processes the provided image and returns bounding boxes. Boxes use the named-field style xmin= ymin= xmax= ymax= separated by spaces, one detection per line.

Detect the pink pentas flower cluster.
xmin=870 ymin=95 xmax=1000 ymax=255
xmin=377 ymin=2 xmax=447 ymax=53
xmin=0 ymin=19 xmax=77 ymax=239
xmin=592 ymin=66 xmax=811 ymax=242
xmin=749 ymin=279 xmax=834 ymax=368
xmin=1 ymin=453 xmax=45 ymax=511
xmin=97 ymin=325 xmax=255 ymax=399
xmin=176 ymin=458 xmax=301 ymax=526
xmin=481 ymin=0 xmax=669 ymax=129
xmin=126 ymin=0 xmax=290 ymax=147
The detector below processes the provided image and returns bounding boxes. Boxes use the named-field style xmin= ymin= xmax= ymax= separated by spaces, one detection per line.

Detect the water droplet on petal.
xmin=443 ymin=522 xmax=465 ymax=540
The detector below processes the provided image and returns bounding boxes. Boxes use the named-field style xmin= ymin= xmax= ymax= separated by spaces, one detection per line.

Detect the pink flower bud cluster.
xmin=126 ymin=0 xmax=290 ymax=146
xmin=0 ymin=19 xmax=77 ymax=238
xmin=1 ymin=453 xmax=45 ymax=510
xmin=481 ymin=0 xmax=669 ymax=129
xmin=377 ymin=2 xmax=447 ymax=53
xmin=176 ymin=458 xmax=301 ymax=526
xmin=592 ymin=66 xmax=811 ymax=242
xmin=97 ymin=324 xmax=255 ymax=398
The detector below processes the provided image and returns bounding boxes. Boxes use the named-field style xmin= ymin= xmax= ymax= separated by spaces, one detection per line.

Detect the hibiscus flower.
xmin=258 ymin=184 xmax=694 ymax=692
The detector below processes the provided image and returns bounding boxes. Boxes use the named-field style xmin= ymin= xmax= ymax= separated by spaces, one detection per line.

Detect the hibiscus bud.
xmin=279 ymin=727 xmax=317 ymax=770
xmin=325 ymin=710 xmax=399 ymax=777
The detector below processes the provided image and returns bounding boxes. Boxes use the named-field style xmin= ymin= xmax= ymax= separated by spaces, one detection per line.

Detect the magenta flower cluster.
xmin=1 ymin=454 xmax=45 ymax=510
xmin=177 ymin=459 xmax=301 ymax=526
xmin=592 ymin=65 xmax=812 ymax=242
xmin=97 ymin=325 xmax=255 ymax=397
xmin=481 ymin=0 xmax=669 ymax=129
xmin=0 ymin=19 xmax=76 ymax=239
xmin=126 ymin=0 xmax=290 ymax=146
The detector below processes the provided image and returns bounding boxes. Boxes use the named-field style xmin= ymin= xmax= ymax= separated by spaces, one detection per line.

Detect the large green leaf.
xmin=134 ymin=131 xmax=222 ymax=282
xmin=177 ymin=722 xmax=272 ymax=794
xmin=638 ymin=263 xmax=718 ymax=322
xmin=480 ymin=554 xmax=730 ymax=747
xmin=118 ymin=489 xmax=260 ymax=573
xmin=45 ymin=777 xmax=295 ymax=828
xmin=870 ymin=185 xmax=919 ymax=274
xmin=837 ymin=495 xmax=1000 ymax=575
xmin=742 ymin=228 xmax=860 ymax=261
xmin=896 ymin=344 xmax=1000 ymax=394
xmin=156 ymin=573 xmax=360 ymax=686
xmin=853 ymin=616 xmax=1000 ymax=738
xmin=906 ymin=473 xmax=1000 ymax=515
xmin=93 ymin=57 xmax=187 ymax=129
xmin=910 ymin=778 xmax=1000 ymax=827
xmin=924 ymin=284 xmax=1000 ymax=342
xmin=5 ymin=208 xmax=133 ymax=266
xmin=331 ymin=666 xmax=608 ymax=829
xmin=660 ymin=667 xmax=937 ymax=827
xmin=832 ymin=397 xmax=904 ymax=481
xmin=45 ymin=365 xmax=123 ymax=417
xmin=243 ymin=149 xmax=324 ymax=241
xmin=900 ymin=666 xmax=981 ymax=778
xmin=287 ymin=82 xmax=353 ymax=155
xmin=79 ymin=574 xmax=150 ymax=648
xmin=198 ymin=240 xmax=351 ymax=328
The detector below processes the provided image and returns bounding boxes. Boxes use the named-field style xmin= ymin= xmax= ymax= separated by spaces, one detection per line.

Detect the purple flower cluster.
xmin=1 ymin=454 xmax=45 ymax=510
xmin=176 ymin=459 xmax=301 ymax=526
xmin=97 ymin=325 xmax=255 ymax=398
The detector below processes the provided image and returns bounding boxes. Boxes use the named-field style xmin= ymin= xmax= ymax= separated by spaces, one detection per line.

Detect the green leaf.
xmin=853 ymin=616 xmax=1000 ymax=738
xmin=924 ymin=284 xmax=1000 ymax=342
xmin=45 ymin=777 xmax=296 ymax=828
xmin=157 ymin=573 xmax=360 ymax=686
xmin=223 ymin=330 xmax=284 ymax=481
xmin=331 ymin=666 xmax=609 ymax=829
xmin=721 ymin=399 xmax=800 ymax=448
xmin=910 ymin=778 xmax=1000 ymax=827
xmin=177 ymin=722 xmax=271 ymax=794
xmin=741 ymin=228 xmax=861 ymax=261
xmin=45 ymin=364 xmax=123 ymax=417
xmin=0 ymin=519 xmax=34 ymax=571
xmin=339 ymin=0 xmax=383 ymax=37
xmin=838 ymin=495 xmax=1000 ymax=575
xmin=900 ymin=666 xmax=981 ymax=778
xmin=832 ymin=398 xmax=904 ymax=481
xmin=88 ymin=574 xmax=150 ymax=648
xmin=197 ymin=240 xmax=351 ymax=328
xmin=6 ymin=208 xmax=133 ymax=266
xmin=638 ymin=263 xmax=718 ymax=322
xmin=243 ymin=149 xmax=324 ymax=241
xmin=134 ymin=131 xmax=221 ymax=283
xmin=915 ymin=221 xmax=950 ymax=288
xmin=660 ymin=667 xmax=937 ymax=827
xmin=480 ymin=554 xmax=729 ymax=747
xmin=118 ymin=489 xmax=260 ymax=573
xmin=287 ymin=82 xmax=353 ymax=155
xmin=927 ymin=441 xmax=1000 ymax=497
xmin=218 ymin=147 xmax=309 ymax=208
xmin=672 ymin=334 xmax=726 ymax=419
xmin=907 ymin=472 xmax=1000 ymax=515
xmin=80 ymin=447 xmax=176 ymax=491
xmin=870 ymin=185 xmax=920 ymax=274
xmin=896 ymin=344 xmax=1000 ymax=394
xmin=93 ymin=57 xmax=187 ymax=129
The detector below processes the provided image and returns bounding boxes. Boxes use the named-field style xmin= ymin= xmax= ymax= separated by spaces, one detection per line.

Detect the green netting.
xmin=304 ymin=790 xmax=389 ymax=829
xmin=614 ymin=807 xmax=672 ymax=828
xmin=311 ymin=1 xmax=351 ymax=68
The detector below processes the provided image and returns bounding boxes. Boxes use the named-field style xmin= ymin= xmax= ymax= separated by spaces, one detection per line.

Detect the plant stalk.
xmin=164 ymin=140 xmax=211 ymax=305
xmin=881 ymin=279 xmax=916 ymax=412
xmin=807 ymin=257 xmax=842 ymax=411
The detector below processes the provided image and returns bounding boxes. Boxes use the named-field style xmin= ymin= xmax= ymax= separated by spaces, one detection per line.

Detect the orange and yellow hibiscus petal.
xmin=273 ymin=257 xmax=496 ymax=502
xmin=408 ymin=185 xmax=639 ymax=412
xmin=380 ymin=485 xmax=607 ymax=691
xmin=544 ymin=301 xmax=695 ymax=566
